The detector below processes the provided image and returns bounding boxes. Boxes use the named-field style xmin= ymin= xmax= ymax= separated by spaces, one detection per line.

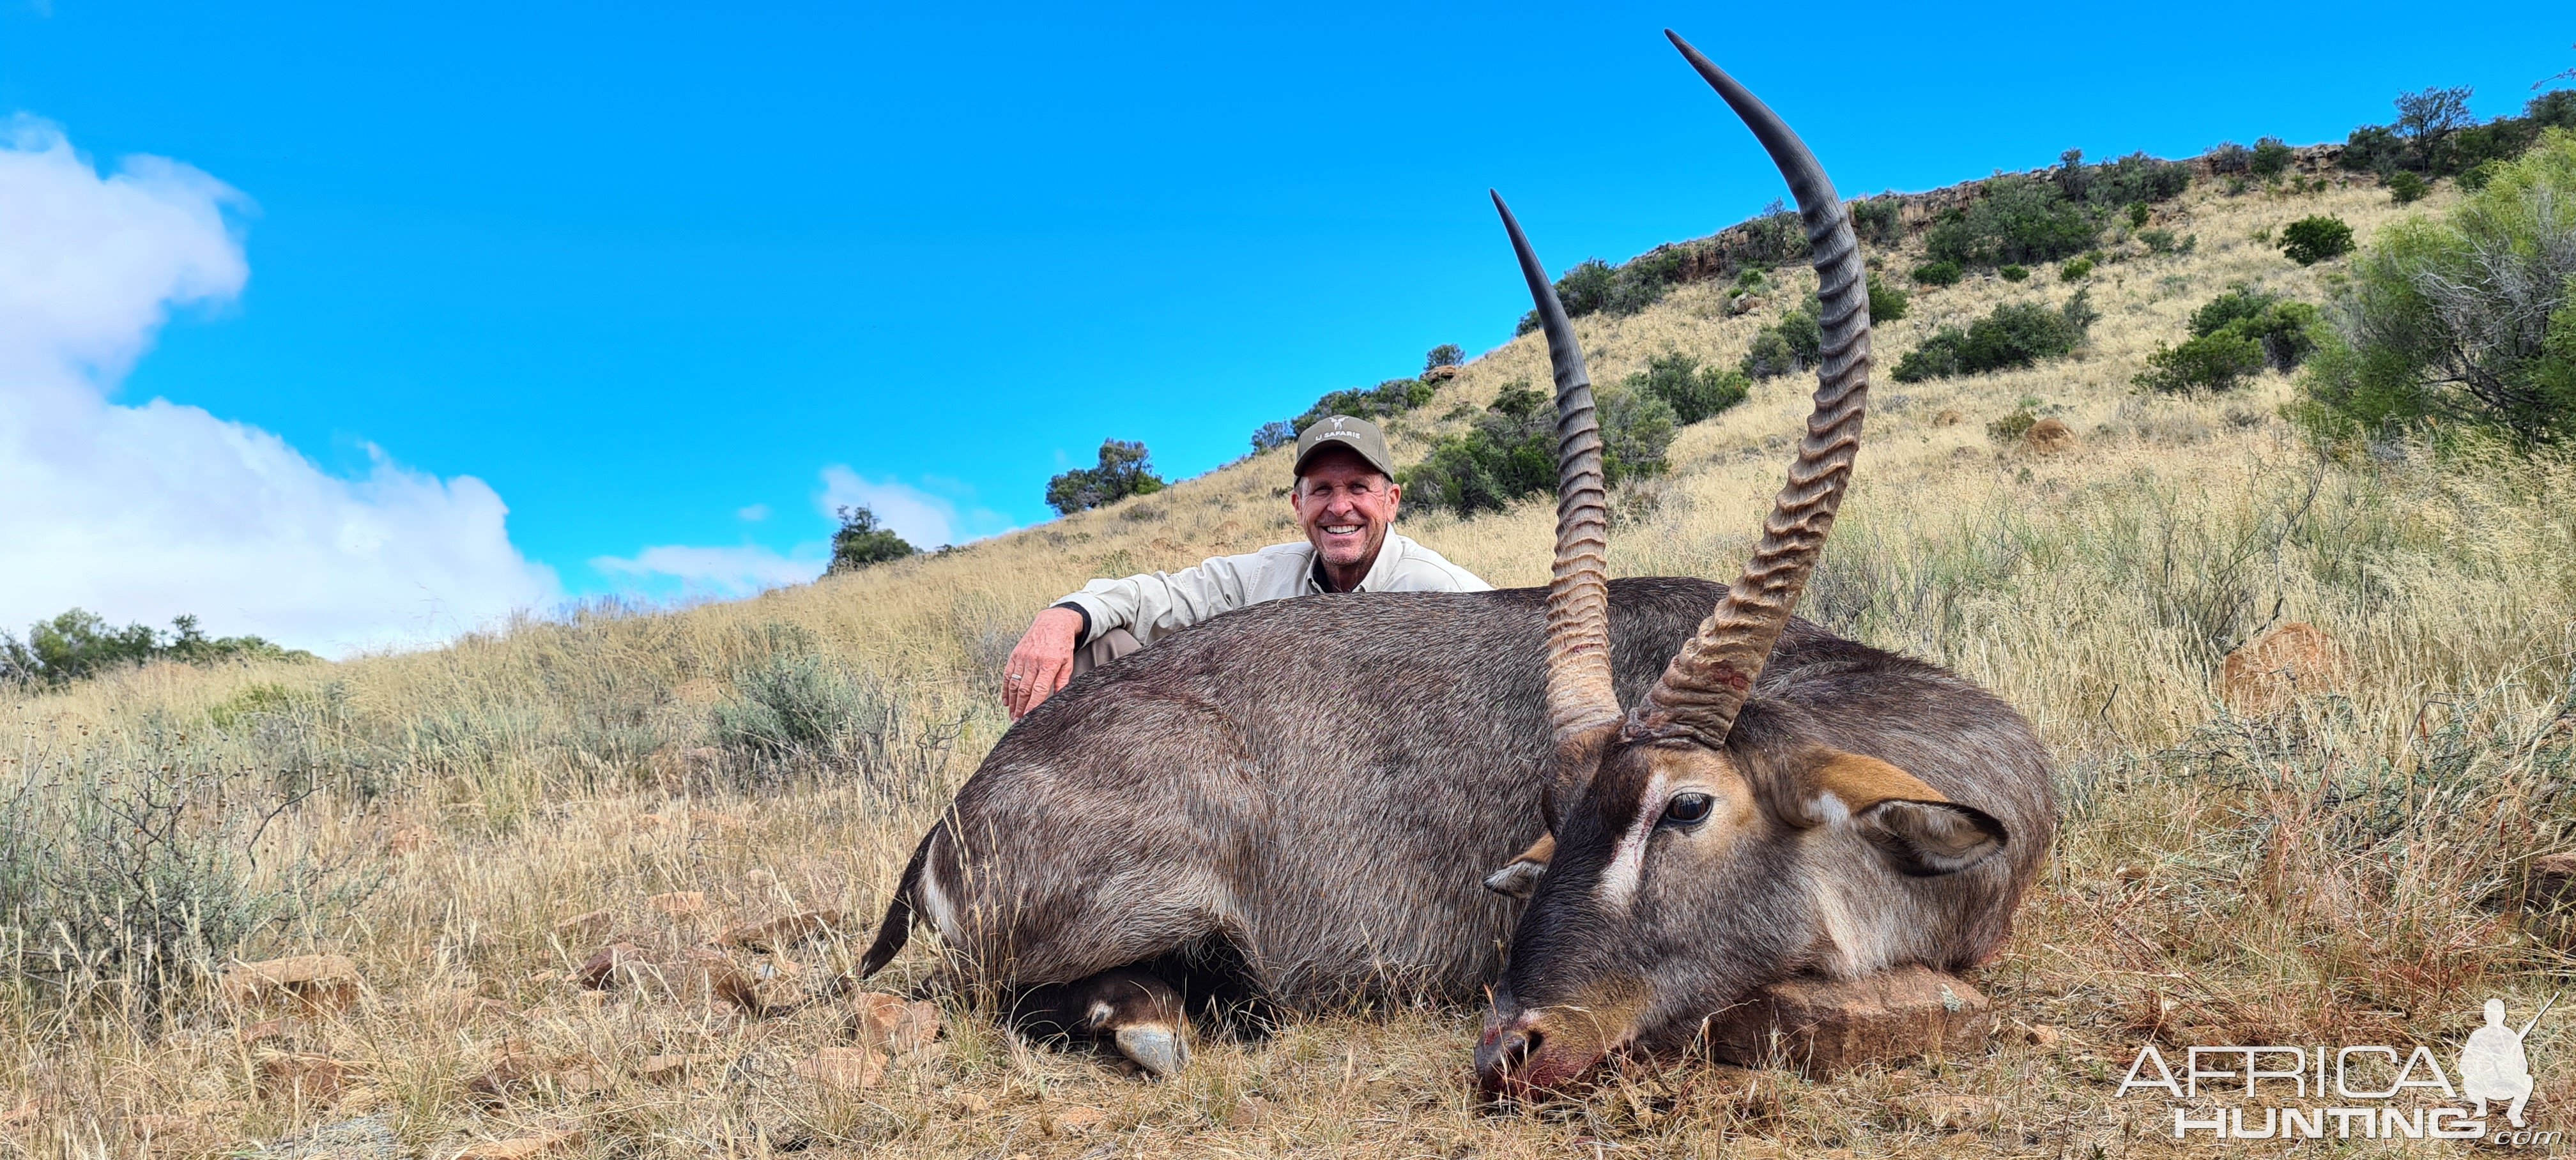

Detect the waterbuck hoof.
xmin=1114 ymin=1023 xmax=1190 ymax=1078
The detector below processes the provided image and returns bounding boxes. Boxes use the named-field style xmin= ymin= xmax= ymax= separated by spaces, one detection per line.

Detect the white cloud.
xmin=0 ymin=116 xmax=558 ymax=655
xmin=735 ymin=503 xmax=770 ymax=522
xmin=816 ymin=466 xmax=1014 ymax=549
xmin=588 ymin=544 xmax=825 ymax=599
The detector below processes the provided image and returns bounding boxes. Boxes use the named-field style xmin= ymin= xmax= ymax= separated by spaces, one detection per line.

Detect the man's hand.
xmin=1003 ymin=606 xmax=1086 ymax=719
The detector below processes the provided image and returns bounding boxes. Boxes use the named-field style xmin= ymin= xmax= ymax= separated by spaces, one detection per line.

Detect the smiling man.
xmin=1000 ymin=415 xmax=1489 ymax=718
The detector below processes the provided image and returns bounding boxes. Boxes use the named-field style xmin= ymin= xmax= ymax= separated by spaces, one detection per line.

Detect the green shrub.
xmin=2388 ymin=169 xmax=2430 ymax=204
xmin=2279 ymin=215 xmax=2356 ymax=264
xmin=2060 ymin=257 xmax=2096 ymax=280
xmin=2460 ymin=160 xmax=2503 ymax=192
xmin=1913 ymin=259 xmax=1963 ymax=286
xmin=712 ymin=652 xmax=891 ymax=759
xmin=2296 ymin=130 xmax=2576 ymax=447
xmin=1892 ymin=291 xmax=2097 ymax=383
xmin=1741 ymin=296 xmax=1822 ymax=381
xmin=1986 ymin=408 xmax=2037 ymax=442
xmin=1250 ymin=420 xmax=1295 ymax=453
xmin=2209 ymin=142 xmax=2253 ymax=174
xmin=1045 ymin=439 xmax=1166 ymax=515
xmin=1404 ymin=379 xmax=1675 ymax=516
xmin=2136 ymin=332 xmax=2267 ymax=393
xmin=0 ymin=729 xmax=355 ymax=1023
xmin=1 ymin=610 xmax=310 ymax=686
xmin=1867 ymin=272 xmax=1910 ymax=322
xmin=2187 ymin=285 xmax=2326 ymax=370
xmin=2251 ymin=137 xmax=2295 ymax=178
xmin=2128 ymin=202 xmax=2151 ymax=227
xmin=1625 ymin=352 xmax=1749 ymax=425
xmin=1292 ymin=377 xmax=1435 ymax=431
xmin=2082 ymin=152 xmax=2193 ymax=208
xmin=2139 ymin=228 xmax=2178 ymax=254
xmin=1423 ymin=343 xmax=1465 ymax=372
xmin=2000 ymin=264 xmax=2030 ymax=282
xmin=1925 ymin=174 xmax=2101 ymax=267
xmin=825 ymin=505 xmax=917 ymax=574
xmin=2534 ymin=89 xmax=2576 ymax=134
xmin=1848 ymin=195 xmax=1905 ymax=245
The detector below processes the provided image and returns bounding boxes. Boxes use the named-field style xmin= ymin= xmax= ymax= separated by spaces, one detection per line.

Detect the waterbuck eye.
xmin=1663 ymin=793 xmax=1713 ymax=825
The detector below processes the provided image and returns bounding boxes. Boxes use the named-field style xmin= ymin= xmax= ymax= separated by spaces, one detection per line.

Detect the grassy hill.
xmin=8 ymin=151 xmax=2576 ymax=1156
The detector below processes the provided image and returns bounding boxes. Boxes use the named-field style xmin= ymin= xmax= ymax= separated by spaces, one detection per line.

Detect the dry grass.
xmin=10 ymin=171 xmax=2576 ymax=1158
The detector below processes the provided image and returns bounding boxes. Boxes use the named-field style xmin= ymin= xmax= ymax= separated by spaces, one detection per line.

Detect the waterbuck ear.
xmin=1805 ymin=749 xmax=2007 ymax=876
xmin=1482 ymin=833 xmax=1554 ymax=898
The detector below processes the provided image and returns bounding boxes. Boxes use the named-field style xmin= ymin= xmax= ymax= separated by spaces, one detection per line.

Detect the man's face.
xmin=1291 ymin=448 xmax=1401 ymax=572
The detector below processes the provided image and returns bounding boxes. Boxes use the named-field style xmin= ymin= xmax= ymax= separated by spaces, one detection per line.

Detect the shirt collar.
xmin=1307 ymin=534 xmax=1403 ymax=594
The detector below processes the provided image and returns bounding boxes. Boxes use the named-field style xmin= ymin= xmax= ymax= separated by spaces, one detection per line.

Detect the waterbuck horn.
xmin=1637 ymin=32 xmax=1871 ymax=745
xmin=1492 ymin=191 xmax=1622 ymax=768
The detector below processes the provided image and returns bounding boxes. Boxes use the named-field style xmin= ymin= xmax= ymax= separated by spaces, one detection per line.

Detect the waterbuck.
xmin=861 ymin=31 xmax=2055 ymax=1090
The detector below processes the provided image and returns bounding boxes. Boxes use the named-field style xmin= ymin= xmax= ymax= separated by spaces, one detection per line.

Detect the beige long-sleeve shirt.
xmin=1055 ymin=533 xmax=1491 ymax=647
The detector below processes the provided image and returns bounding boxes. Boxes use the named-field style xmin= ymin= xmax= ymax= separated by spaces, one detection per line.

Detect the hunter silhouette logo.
xmin=2113 ymin=994 xmax=2557 ymax=1145
xmin=2460 ymin=996 xmax=2549 ymax=1129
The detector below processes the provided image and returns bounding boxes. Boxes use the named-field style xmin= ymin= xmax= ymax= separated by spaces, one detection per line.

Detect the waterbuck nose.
xmin=1475 ymin=1020 xmax=1541 ymax=1094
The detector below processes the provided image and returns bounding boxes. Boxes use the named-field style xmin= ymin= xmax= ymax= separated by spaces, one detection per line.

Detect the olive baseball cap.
xmin=1292 ymin=415 xmax=1396 ymax=478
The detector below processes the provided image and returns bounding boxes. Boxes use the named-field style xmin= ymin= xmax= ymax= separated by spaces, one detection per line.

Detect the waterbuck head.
xmin=1473 ymin=32 xmax=2010 ymax=1097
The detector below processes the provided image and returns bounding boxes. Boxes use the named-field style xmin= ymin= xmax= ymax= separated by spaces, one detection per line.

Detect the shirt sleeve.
xmin=1055 ymin=550 xmax=1269 ymax=646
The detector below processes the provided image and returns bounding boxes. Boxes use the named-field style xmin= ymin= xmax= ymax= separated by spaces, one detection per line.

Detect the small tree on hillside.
xmin=2395 ymin=86 xmax=2478 ymax=169
xmin=1423 ymin=344 xmax=1465 ymax=373
xmin=827 ymin=505 xmax=917 ymax=574
xmin=1046 ymin=439 xmax=1167 ymax=515
xmin=1 ymin=609 xmax=309 ymax=685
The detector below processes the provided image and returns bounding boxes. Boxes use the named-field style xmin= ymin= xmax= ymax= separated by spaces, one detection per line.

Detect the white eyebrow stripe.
xmin=1597 ymin=770 xmax=1668 ymax=910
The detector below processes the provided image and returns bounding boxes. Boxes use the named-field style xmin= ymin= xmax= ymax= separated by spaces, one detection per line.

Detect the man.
xmin=1002 ymin=415 xmax=1489 ymax=718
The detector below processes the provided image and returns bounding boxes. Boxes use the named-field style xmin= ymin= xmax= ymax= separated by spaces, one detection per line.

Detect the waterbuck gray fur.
xmin=862 ymin=31 xmax=2055 ymax=1090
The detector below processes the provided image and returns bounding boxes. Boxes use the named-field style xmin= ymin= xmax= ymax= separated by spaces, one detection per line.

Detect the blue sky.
xmin=1 ymin=1 xmax=2566 ymax=648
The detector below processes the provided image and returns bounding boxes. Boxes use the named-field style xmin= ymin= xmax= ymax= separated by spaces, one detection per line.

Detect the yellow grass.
xmin=8 ymin=170 xmax=2575 ymax=1158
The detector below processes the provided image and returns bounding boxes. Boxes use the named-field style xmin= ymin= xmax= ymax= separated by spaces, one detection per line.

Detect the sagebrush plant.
xmin=13 ymin=149 xmax=2576 ymax=1158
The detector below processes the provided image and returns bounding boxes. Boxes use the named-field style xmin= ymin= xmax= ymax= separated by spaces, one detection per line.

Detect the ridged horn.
xmin=1492 ymin=191 xmax=1622 ymax=755
xmin=1639 ymin=32 xmax=1871 ymax=744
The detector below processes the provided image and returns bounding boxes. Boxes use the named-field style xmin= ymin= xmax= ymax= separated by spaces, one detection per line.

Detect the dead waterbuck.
xmin=860 ymin=33 xmax=2054 ymax=1088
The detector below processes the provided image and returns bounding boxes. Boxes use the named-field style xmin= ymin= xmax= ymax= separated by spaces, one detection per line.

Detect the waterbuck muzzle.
xmin=1474 ymin=31 xmax=2012 ymax=1099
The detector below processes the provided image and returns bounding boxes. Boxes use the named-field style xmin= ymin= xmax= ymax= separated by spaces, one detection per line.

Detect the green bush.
xmin=1913 ymin=259 xmax=1963 ymax=286
xmin=1741 ymin=296 xmax=1823 ymax=381
xmin=1868 ymin=272 xmax=1910 ymax=322
xmin=2208 ymin=142 xmax=2253 ymax=174
xmin=1045 ymin=439 xmax=1167 ymax=515
xmin=1987 ymin=408 xmax=2037 ymax=442
xmin=2296 ymin=130 xmax=2576 ymax=447
xmin=2460 ymin=160 xmax=2504 ymax=192
xmin=1925 ymin=174 xmax=2101 ymax=267
xmin=2139 ymin=228 xmax=2178 ymax=254
xmin=2082 ymin=152 xmax=2193 ymax=208
xmin=2187 ymin=285 xmax=2325 ymax=370
xmin=1250 ymin=421 xmax=1295 ymax=453
xmin=1404 ymin=379 xmax=1675 ymax=516
xmin=2000 ymin=264 xmax=2030 ymax=282
xmin=1625 ymin=351 xmax=1749 ymax=425
xmin=2128 ymin=202 xmax=2151 ymax=227
xmin=825 ymin=505 xmax=917 ymax=574
xmin=1512 ymin=247 xmax=1703 ymax=335
xmin=2060 ymin=257 xmax=2096 ymax=280
xmin=2251 ymin=137 xmax=2295 ymax=178
xmin=1295 ymin=378 xmax=1435 ymax=431
xmin=1848 ymin=195 xmax=1905 ymax=245
xmin=1892 ymin=291 xmax=2097 ymax=383
xmin=2136 ymin=332 xmax=2267 ymax=393
xmin=1424 ymin=343 xmax=1465 ymax=372
xmin=2279 ymin=215 xmax=2356 ymax=265
xmin=1 ymin=610 xmax=310 ymax=686
xmin=2388 ymin=169 xmax=2430 ymax=204
xmin=0 ymin=735 xmax=353 ymax=1023
xmin=2535 ymin=90 xmax=2576 ymax=134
